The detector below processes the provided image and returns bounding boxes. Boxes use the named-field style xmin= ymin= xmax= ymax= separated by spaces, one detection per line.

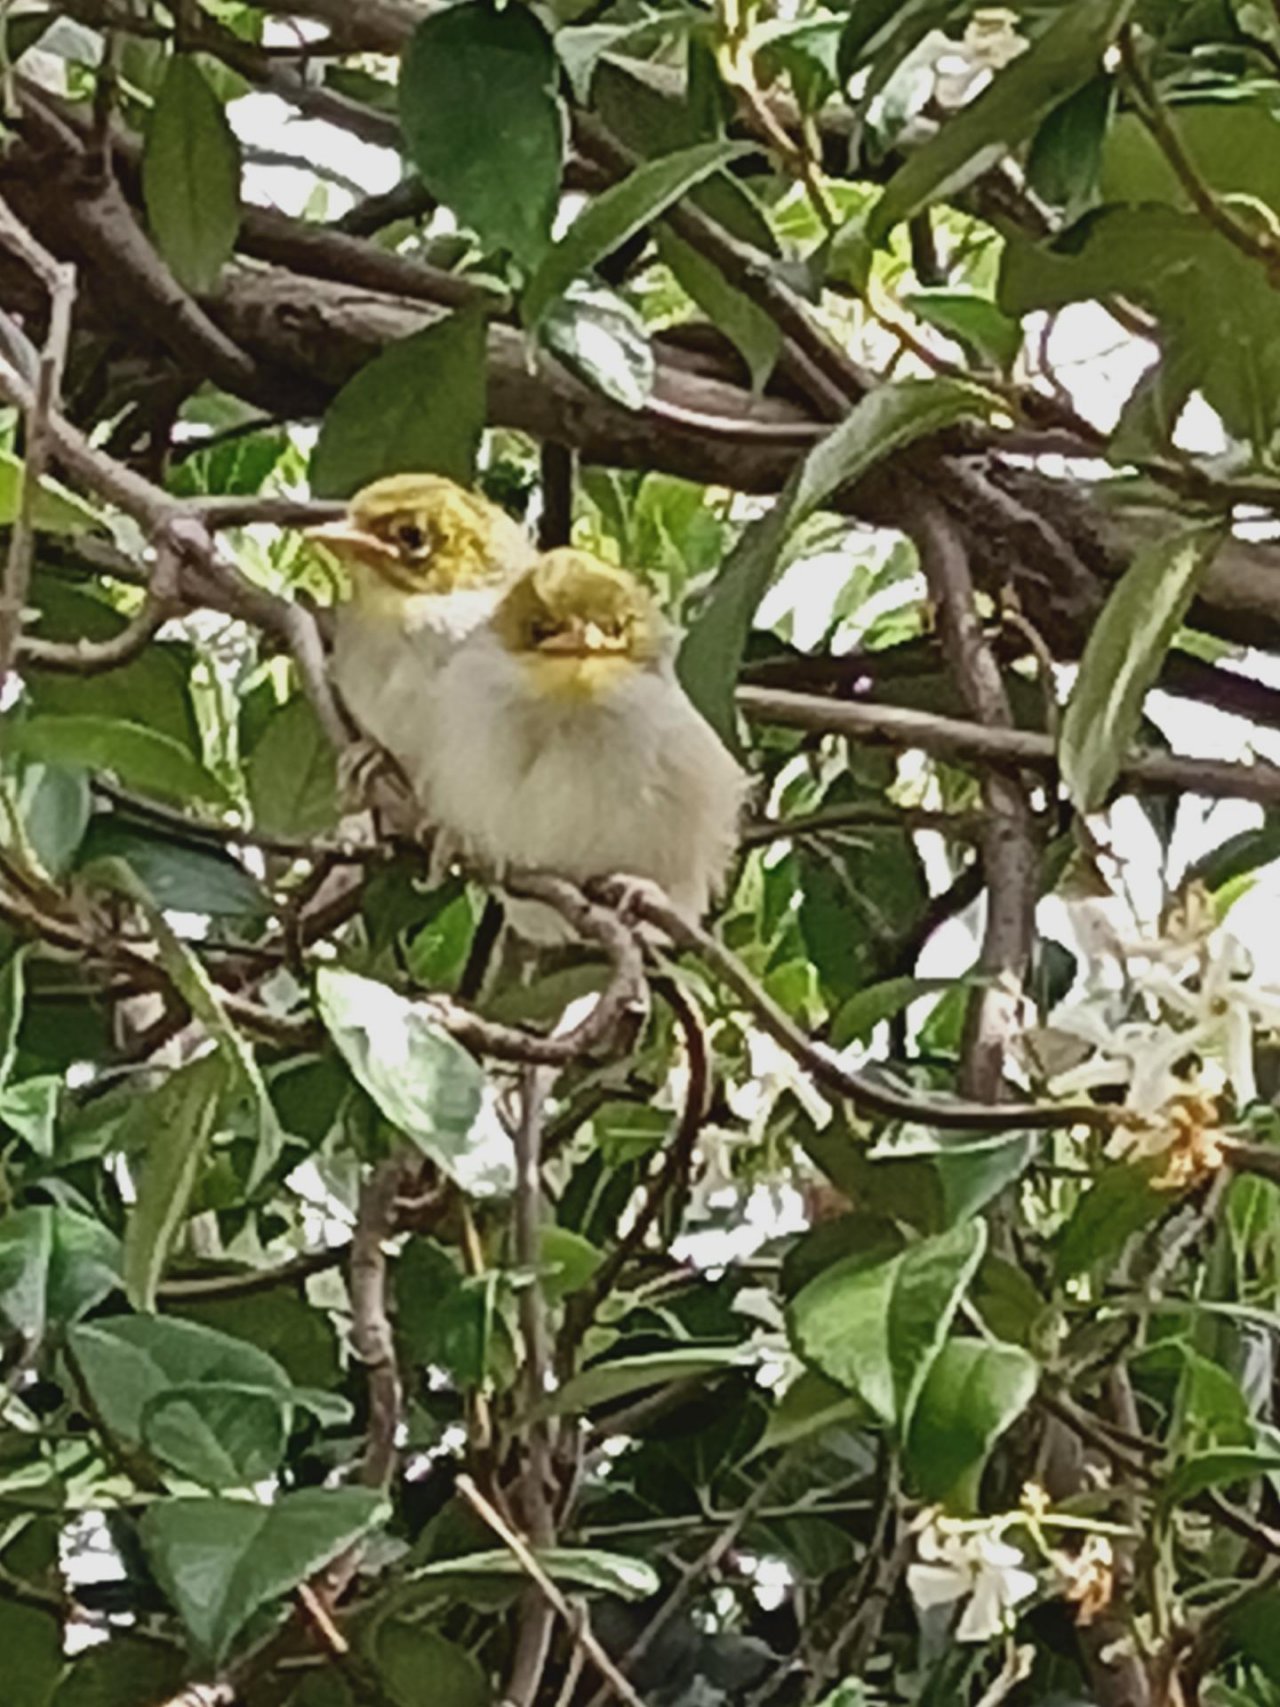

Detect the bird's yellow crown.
xmin=494 ymin=549 xmax=666 ymax=662
xmin=307 ymin=474 xmax=520 ymax=596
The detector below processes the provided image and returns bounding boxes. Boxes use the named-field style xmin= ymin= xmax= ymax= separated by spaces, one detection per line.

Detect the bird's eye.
xmin=396 ymin=522 xmax=427 ymax=555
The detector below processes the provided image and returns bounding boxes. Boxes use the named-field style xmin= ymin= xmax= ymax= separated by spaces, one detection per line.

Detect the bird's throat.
xmin=519 ymin=652 xmax=633 ymax=703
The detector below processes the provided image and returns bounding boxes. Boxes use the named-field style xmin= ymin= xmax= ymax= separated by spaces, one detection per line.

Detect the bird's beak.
xmin=303 ymin=519 xmax=386 ymax=562
xmin=536 ymin=617 xmax=627 ymax=656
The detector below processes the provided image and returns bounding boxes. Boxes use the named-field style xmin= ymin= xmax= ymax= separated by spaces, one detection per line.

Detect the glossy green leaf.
xmin=0 ymin=1076 xmax=59 ymax=1157
xmin=310 ymin=308 xmax=487 ymax=499
xmin=679 ymin=379 xmax=995 ymax=741
xmin=869 ymin=0 xmax=1133 ymax=242
xmin=52 ymin=1637 xmax=184 ymax=1707
xmin=757 ymin=1369 xmax=865 ymax=1453
xmin=1059 ymin=523 xmax=1225 ymax=811
xmin=400 ymin=3 xmax=562 ymax=266
xmin=5 ymin=716 xmax=228 ymax=809
xmin=789 ymin=1219 xmax=986 ymax=1430
xmin=906 ymin=1338 xmax=1039 ymax=1508
xmin=1162 ymin=1445 xmax=1280 ymax=1512
xmin=541 ymin=1346 xmax=754 ymax=1417
xmin=70 ymin=1314 xmax=297 ymax=1488
xmin=540 ymin=281 xmax=654 ymax=410
xmin=412 ymin=1546 xmax=659 ymax=1601
xmin=142 ymin=55 xmax=241 ymax=293
xmin=316 ymin=967 xmax=510 ymax=1196
xmin=121 ymin=1053 xmax=232 ymax=1311
xmin=0 ymin=1206 xmax=120 ymax=1341
xmin=1027 ymin=74 xmax=1116 ymax=215
xmin=140 ymin=1488 xmax=386 ymax=1661
xmin=523 ymin=140 xmax=749 ymax=327
xmin=829 ymin=975 xmax=961 ymax=1048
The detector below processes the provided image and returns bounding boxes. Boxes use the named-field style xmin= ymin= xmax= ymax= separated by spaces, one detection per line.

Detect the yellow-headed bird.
xmin=307 ymin=474 xmax=536 ymax=805
xmin=428 ymin=548 xmax=746 ymax=924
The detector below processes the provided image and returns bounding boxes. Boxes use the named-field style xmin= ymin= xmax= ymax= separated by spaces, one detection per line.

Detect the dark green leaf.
xmin=310 ymin=308 xmax=487 ymax=499
xmin=52 ymin=1637 xmax=184 ymax=1707
xmin=658 ymin=229 xmax=781 ymax=393
xmin=399 ymin=3 xmax=563 ymax=266
xmin=140 ymin=1489 xmax=386 ymax=1661
xmin=0 ymin=1076 xmax=59 ymax=1157
xmin=142 ymin=55 xmax=241 ymax=293
xmin=79 ymin=820 xmax=269 ymax=923
xmin=789 ymin=1219 xmax=986 ymax=1430
xmin=246 ymin=694 xmax=340 ymax=839
xmin=121 ymin=1053 xmax=232 ymax=1311
xmin=0 ymin=1597 xmax=64 ymax=1707
xmin=868 ymin=0 xmax=1134 ymax=242
xmin=1027 ymin=74 xmax=1116 ymax=215
xmin=368 ymin=1622 xmax=488 ymax=1707
xmin=541 ymin=1347 xmax=752 ymax=1417
xmin=906 ymin=1338 xmax=1039 ymax=1508
xmin=1162 ymin=1446 xmax=1280 ymax=1511
xmin=1054 ymin=1158 xmax=1168 ymax=1281
xmin=829 ymin=976 xmax=962 ymax=1048
xmin=1060 ymin=523 xmax=1225 ymax=811
xmin=902 ymin=290 xmax=1022 ymax=373
xmin=523 ymin=140 xmax=749 ymax=328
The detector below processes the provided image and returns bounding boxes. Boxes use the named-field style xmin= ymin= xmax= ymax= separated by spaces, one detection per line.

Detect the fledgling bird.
xmin=306 ymin=473 xmax=536 ymax=807
xmin=427 ymin=547 xmax=747 ymax=926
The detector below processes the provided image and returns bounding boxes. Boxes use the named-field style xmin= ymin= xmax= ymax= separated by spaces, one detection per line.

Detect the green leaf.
xmin=368 ymin=1622 xmax=488 ymax=1707
xmin=246 ymin=694 xmax=340 ymax=839
xmin=829 ymin=975 xmax=962 ymax=1048
xmin=658 ymin=228 xmax=781 ymax=393
xmin=757 ymin=1369 xmax=865 ymax=1453
xmin=142 ymin=55 xmax=241 ymax=293
xmin=540 ymin=281 xmax=654 ymax=410
xmin=1059 ymin=523 xmax=1225 ymax=811
xmin=140 ymin=1489 xmax=386 ymax=1662
xmin=52 ymin=1637 xmax=184 ymax=1707
xmin=523 ymin=140 xmax=749 ymax=328
xmin=0 ymin=451 xmax=100 ymax=534
xmin=789 ymin=1220 xmax=986 ymax=1430
xmin=1027 ymin=74 xmax=1116 ymax=216
xmin=999 ymin=206 xmax=1280 ymax=450
xmin=121 ymin=1053 xmax=232 ymax=1311
xmin=1054 ymin=1157 xmax=1168 ymax=1281
xmin=541 ymin=1346 xmax=754 ymax=1417
xmin=1101 ymin=102 xmax=1280 ymax=216
xmin=868 ymin=0 xmax=1134 ymax=243
xmin=69 ymin=1314 xmax=298 ymax=1488
xmin=0 ymin=1597 xmax=64 ymax=1707
xmin=0 ymin=1206 xmax=120 ymax=1341
xmin=1162 ymin=1445 xmax=1280 ymax=1512
xmin=905 ymin=1338 xmax=1039 ymax=1509
xmin=310 ymin=308 xmax=487 ymax=500
xmin=17 ymin=762 xmax=90 ymax=880
xmin=4 ymin=717 xmax=229 ymax=808
xmin=540 ymin=1225 xmax=602 ymax=1304
xmin=0 ymin=946 xmax=25 ymax=1097
xmin=78 ymin=820 xmax=269 ymax=924
xmin=679 ymin=379 xmax=995 ymax=742
xmin=0 ymin=1077 xmax=60 ymax=1157
xmin=412 ymin=1546 xmax=659 ymax=1601
xmin=316 ymin=967 xmax=511 ymax=1196
xmin=901 ymin=289 xmax=1022 ymax=373
xmin=399 ymin=2 xmax=563 ymax=267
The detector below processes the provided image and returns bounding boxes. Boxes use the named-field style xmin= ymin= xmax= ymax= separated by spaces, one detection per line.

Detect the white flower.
xmin=907 ymin=1518 xmax=1037 ymax=1641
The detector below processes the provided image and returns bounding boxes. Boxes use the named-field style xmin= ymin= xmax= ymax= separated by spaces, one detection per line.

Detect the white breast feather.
xmin=332 ymin=586 xmax=504 ymax=801
xmin=428 ymin=632 xmax=746 ymax=923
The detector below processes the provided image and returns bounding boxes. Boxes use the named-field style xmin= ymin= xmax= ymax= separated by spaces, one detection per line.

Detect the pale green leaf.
xmin=1059 ymin=522 xmax=1225 ymax=811
xmin=905 ymin=1338 xmax=1039 ymax=1508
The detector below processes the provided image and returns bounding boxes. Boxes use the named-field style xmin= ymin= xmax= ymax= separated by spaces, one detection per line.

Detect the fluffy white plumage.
xmin=427 ymin=553 xmax=746 ymax=927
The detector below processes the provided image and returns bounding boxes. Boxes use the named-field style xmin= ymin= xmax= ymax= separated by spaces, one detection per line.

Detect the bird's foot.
xmin=338 ymin=740 xmax=431 ymax=843
xmin=588 ymin=872 xmax=673 ymax=926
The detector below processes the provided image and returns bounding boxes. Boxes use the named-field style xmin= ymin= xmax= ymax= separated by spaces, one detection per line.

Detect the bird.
xmin=305 ymin=473 xmax=536 ymax=809
xmin=426 ymin=547 xmax=747 ymax=929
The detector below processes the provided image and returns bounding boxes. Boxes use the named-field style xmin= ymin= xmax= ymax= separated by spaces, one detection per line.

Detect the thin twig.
xmin=0 ymin=192 xmax=76 ymax=683
xmin=456 ymin=1474 xmax=648 ymax=1707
